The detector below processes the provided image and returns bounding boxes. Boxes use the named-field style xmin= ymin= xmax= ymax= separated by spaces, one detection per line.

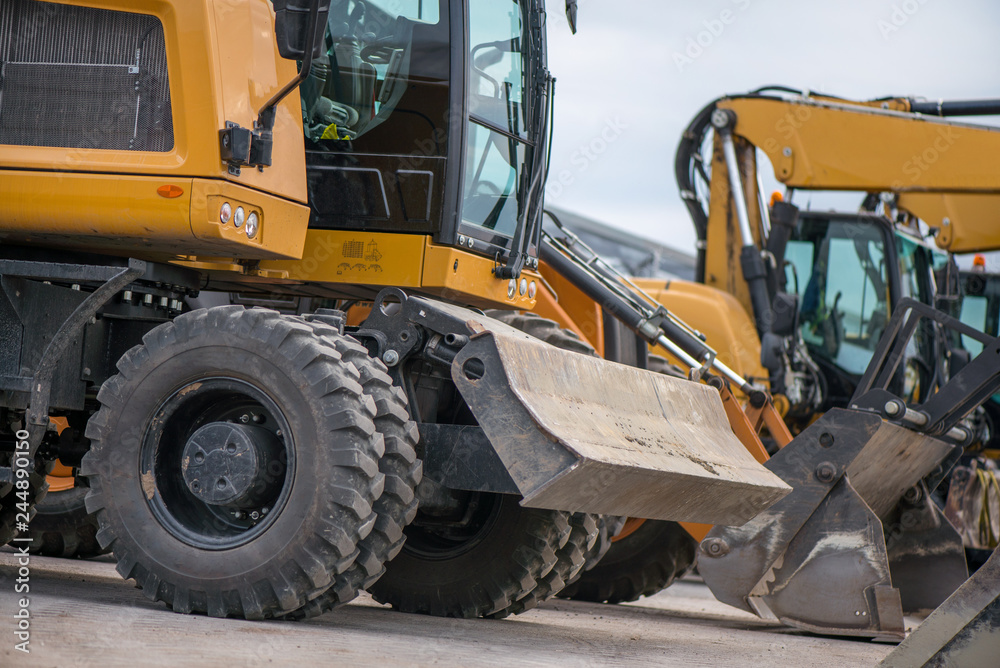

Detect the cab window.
xmin=461 ymin=0 xmax=532 ymax=239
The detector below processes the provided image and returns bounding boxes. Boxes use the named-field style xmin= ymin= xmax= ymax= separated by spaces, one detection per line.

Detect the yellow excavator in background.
xmin=662 ymin=86 xmax=1000 ymax=637
xmin=517 ymin=87 xmax=1000 ymax=626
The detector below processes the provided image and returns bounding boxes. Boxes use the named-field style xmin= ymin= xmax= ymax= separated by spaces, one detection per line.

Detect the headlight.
xmin=245 ymin=212 xmax=259 ymax=239
xmin=234 ymin=206 xmax=245 ymax=228
xmin=220 ymin=202 xmax=232 ymax=224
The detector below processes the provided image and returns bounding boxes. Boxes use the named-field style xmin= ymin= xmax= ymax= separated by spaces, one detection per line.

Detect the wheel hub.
xmin=181 ymin=422 xmax=282 ymax=508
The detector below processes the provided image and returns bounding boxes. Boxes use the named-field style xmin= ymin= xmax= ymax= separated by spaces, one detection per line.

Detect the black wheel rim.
xmin=140 ymin=377 xmax=295 ymax=550
xmin=401 ymin=491 xmax=503 ymax=561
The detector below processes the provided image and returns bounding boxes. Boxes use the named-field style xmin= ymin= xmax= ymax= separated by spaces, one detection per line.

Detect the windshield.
xmin=461 ymin=0 xmax=534 ymax=239
xmin=960 ymin=272 xmax=999 ymax=356
xmin=786 ymin=219 xmax=889 ymax=376
xmin=894 ymin=233 xmax=942 ymax=399
xmin=300 ymin=0 xmax=445 ymax=145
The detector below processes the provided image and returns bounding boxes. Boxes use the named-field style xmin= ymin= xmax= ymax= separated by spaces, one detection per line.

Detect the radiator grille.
xmin=0 ymin=0 xmax=173 ymax=151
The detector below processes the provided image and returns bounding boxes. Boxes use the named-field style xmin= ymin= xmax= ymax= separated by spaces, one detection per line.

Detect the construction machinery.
xmin=3 ymin=1 xmax=994 ymax=646
xmin=513 ymin=201 xmax=997 ymax=639
xmin=0 ymin=0 xmax=794 ymax=622
xmin=661 ymin=87 xmax=1000 ymax=638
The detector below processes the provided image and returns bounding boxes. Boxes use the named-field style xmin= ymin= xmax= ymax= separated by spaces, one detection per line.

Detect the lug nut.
xmin=250 ymin=511 xmax=260 ymax=520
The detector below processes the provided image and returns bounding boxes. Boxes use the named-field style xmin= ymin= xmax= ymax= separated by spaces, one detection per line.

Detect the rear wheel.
xmin=369 ymin=490 xmax=569 ymax=618
xmin=569 ymin=514 xmax=626 ymax=582
xmin=28 ymin=483 xmax=107 ymax=558
xmin=556 ymin=519 xmax=696 ymax=603
xmin=82 ymin=306 xmax=386 ymax=619
xmin=489 ymin=512 xmax=598 ymax=618
xmin=484 ymin=310 xmax=595 ymax=356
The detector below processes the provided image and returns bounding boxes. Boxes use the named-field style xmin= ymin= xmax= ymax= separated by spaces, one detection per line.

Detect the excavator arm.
xmin=717 ymin=91 xmax=1000 ymax=253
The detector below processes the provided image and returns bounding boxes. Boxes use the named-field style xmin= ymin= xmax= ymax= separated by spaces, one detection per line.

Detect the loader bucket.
xmin=697 ymin=408 xmax=966 ymax=640
xmin=450 ymin=325 xmax=791 ymax=524
xmin=880 ymin=545 xmax=1000 ymax=667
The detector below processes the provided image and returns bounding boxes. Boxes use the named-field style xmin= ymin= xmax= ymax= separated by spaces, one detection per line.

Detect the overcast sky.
xmin=543 ymin=0 xmax=1000 ymax=259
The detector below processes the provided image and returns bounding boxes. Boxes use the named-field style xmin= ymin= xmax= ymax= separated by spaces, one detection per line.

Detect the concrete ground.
xmin=0 ymin=550 xmax=902 ymax=667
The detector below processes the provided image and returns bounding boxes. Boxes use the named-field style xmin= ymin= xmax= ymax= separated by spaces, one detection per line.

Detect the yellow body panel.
xmin=0 ymin=0 xmax=309 ymax=262
xmin=259 ymin=232 xmax=540 ymax=309
xmin=422 ymin=242 xmax=540 ymax=310
xmin=719 ymin=96 xmax=1000 ymax=251
xmin=897 ymin=193 xmax=1000 ymax=253
xmin=262 ymin=230 xmax=426 ymax=286
xmin=0 ymin=171 xmax=307 ymax=260
xmin=0 ymin=0 xmax=306 ymax=204
xmin=633 ymin=278 xmax=768 ymax=386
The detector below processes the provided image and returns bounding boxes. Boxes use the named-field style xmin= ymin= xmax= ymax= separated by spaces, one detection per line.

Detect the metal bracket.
xmin=23 ymin=259 xmax=145 ymax=455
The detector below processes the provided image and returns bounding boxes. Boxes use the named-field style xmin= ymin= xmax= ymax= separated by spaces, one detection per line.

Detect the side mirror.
xmin=273 ymin=0 xmax=331 ymax=60
xmin=565 ymin=0 xmax=578 ymax=34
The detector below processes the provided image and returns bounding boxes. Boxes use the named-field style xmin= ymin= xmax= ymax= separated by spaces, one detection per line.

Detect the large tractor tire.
xmin=489 ymin=511 xmax=598 ymax=619
xmin=369 ymin=491 xmax=570 ymax=618
xmin=284 ymin=317 xmax=421 ymax=620
xmin=484 ymin=310 xmax=595 ymax=355
xmin=556 ymin=518 xmax=696 ymax=603
xmin=573 ymin=514 xmax=627 ymax=577
xmin=81 ymin=307 xmax=388 ymax=619
xmin=28 ymin=484 xmax=108 ymax=558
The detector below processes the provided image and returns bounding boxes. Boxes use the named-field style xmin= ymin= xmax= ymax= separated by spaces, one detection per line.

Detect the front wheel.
xmin=82 ymin=307 xmax=386 ymax=619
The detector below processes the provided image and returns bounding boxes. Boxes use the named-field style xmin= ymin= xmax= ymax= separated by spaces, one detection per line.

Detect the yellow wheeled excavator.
xmin=661 ymin=87 xmax=1000 ymax=639
xmin=0 ymin=0 xmax=790 ymax=623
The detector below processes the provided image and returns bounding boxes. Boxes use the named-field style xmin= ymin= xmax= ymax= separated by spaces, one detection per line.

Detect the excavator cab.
xmin=784 ymin=211 xmax=945 ymax=408
xmin=295 ymin=0 xmax=546 ymax=280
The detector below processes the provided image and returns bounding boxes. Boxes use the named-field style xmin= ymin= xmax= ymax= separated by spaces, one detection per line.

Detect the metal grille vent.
xmin=0 ymin=0 xmax=173 ymax=152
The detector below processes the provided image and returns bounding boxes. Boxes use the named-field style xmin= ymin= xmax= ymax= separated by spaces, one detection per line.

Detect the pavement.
xmin=0 ymin=550 xmax=903 ymax=667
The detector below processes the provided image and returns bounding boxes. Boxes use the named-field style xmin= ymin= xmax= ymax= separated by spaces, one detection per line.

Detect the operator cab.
xmin=299 ymin=0 xmax=549 ymax=276
xmin=783 ymin=212 xmax=946 ymax=405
